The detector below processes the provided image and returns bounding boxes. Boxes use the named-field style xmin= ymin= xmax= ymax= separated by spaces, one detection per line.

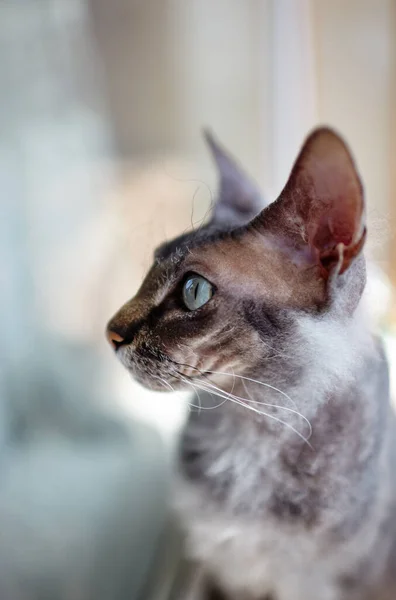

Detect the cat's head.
xmin=106 ymin=128 xmax=366 ymax=391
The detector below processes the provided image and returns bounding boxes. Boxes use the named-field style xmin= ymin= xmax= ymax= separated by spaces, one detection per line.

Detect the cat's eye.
xmin=182 ymin=275 xmax=213 ymax=311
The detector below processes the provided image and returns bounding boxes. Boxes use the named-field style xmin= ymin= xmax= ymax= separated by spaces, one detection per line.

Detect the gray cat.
xmin=107 ymin=128 xmax=396 ymax=600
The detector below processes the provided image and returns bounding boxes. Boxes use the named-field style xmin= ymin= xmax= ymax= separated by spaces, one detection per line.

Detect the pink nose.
xmin=106 ymin=330 xmax=125 ymax=349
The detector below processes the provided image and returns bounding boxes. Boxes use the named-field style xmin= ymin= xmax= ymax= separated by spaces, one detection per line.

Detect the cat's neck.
xmin=179 ymin=308 xmax=388 ymax=519
xmin=209 ymin=308 xmax=378 ymax=435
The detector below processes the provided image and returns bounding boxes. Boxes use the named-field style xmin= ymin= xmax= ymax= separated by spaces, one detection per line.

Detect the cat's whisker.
xmin=198 ymin=378 xmax=312 ymax=442
xmin=167 ymin=357 xmax=312 ymax=443
xmin=179 ymin=377 xmax=228 ymax=411
xmin=151 ymin=375 xmax=170 ymax=390
xmin=182 ymin=375 xmax=312 ymax=447
xmin=240 ymin=380 xmax=313 ymax=439
xmin=181 ymin=377 xmax=250 ymax=414
xmin=170 ymin=359 xmax=299 ymax=410
xmin=185 ymin=378 xmax=203 ymax=413
xmin=225 ymin=367 xmax=312 ymax=437
xmin=242 ymin=378 xmax=255 ymax=402
xmin=152 ymin=375 xmax=179 ymax=395
xmin=153 ymin=374 xmax=204 ymax=413
xmin=204 ymin=369 xmax=299 ymax=410
xmin=198 ymin=386 xmax=312 ymax=448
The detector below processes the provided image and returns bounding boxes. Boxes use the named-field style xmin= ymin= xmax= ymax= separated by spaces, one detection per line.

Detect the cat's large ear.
xmin=204 ymin=130 xmax=265 ymax=228
xmin=252 ymin=127 xmax=366 ymax=280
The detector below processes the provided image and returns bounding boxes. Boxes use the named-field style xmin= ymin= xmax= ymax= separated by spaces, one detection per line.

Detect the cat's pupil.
xmin=182 ymin=275 xmax=213 ymax=311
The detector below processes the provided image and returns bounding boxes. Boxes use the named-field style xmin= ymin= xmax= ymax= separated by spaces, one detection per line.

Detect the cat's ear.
xmin=204 ymin=129 xmax=265 ymax=228
xmin=252 ymin=127 xmax=366 ymax=279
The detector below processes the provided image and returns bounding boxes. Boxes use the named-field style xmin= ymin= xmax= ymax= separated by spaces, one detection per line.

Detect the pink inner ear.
xmin=312 ymin=205 xmax=357 ymax=252
xmin=293 ymin=129 xmax=365 ymax=276
xmin=311 ymin=202 xmax=365 ymax=277
xmin=251 ymin=128 xmax=366 ymax=278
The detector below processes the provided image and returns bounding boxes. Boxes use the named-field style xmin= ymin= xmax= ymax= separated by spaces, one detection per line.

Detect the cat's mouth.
xmin=115 ymin=342 xmax=208 ymax=392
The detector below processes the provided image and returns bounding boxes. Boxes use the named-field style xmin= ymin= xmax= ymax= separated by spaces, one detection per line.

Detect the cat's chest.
xmin=175 ymin=429 xmax=332 ymax=598
xmin=174 ymin=476 xmax=382 ymax=600
xmin=178 ymin=410 xmax=327 ymax=524
xmin=175 ymin=406 xmax=375 ymax=598
xmin=175 ymin=487 xmax=340 ymax=600
xmin=178 ymin=384 xmax=375 ymax=529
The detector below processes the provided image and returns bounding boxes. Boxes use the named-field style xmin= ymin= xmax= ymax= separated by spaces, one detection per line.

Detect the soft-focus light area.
xmin=1 ymin=1 xmax=396 ymax=598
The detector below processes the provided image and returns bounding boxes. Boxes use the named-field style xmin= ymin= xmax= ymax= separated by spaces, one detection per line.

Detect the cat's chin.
xmin=126 ymin=369 xmax=187 ymax=393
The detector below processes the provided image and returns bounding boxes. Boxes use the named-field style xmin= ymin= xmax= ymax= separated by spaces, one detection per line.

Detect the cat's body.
xmin=107 ymin=128 xmax=396 ymax=599
xmin=176 ymin=317 xmax=396 ymax=600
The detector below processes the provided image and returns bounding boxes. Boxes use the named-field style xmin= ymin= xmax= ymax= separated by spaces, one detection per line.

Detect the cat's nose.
xmin=106 ymin=302 xmax=144 ymax=350
xmin=106 ymin=329 xmax=125 ymax=350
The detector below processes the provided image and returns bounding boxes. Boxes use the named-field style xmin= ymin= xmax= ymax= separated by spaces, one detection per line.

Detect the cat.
xmin=106 ymin=127 xmax=396 ymax=600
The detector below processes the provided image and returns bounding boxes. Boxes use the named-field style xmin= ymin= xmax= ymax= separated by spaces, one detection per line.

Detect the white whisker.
xmin=151 ymin=375 xmax=200 ymax=411
xmin=205 ymin=370 xmax=298 ymax=409
xmin=182 ymin=376 xmax=312 ymax=447
xmin=179 ymin=376 xmax=229 ymax=411
xmin=201 ymin=380 xmax=312 ymax=441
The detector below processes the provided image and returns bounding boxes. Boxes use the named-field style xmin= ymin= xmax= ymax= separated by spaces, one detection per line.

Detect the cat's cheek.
xmin=157 ymin=335 xmax=193 ymax=366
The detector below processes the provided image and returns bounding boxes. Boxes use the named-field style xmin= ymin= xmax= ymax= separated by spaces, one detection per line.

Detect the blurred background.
xmin=1 ymin=1 xmax=396 ymax=599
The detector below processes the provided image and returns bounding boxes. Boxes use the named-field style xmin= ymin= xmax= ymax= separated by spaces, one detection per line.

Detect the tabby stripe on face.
xmin=172 ymin=322 xmax=237 ymax=380
xmin=242 ymin=300 xmax=282 ymax=337
xmin=120 ymin=317 xmax=146 ymax=346
xmin=114 ymin=299 xmax=180 ymax=346
xmin=185 ymin=325 xmax=237 ymax=367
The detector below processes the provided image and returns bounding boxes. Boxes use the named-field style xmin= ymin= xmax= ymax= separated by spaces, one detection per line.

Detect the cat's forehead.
xmin=154 ymin=223 xmax=229 ymax=262
xmin=150 ymin=226 xmax=326 ymax=311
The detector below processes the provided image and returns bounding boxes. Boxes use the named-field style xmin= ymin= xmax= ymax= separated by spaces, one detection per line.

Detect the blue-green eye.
xmin=182 ymin=275 xmax=213 ymax=311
